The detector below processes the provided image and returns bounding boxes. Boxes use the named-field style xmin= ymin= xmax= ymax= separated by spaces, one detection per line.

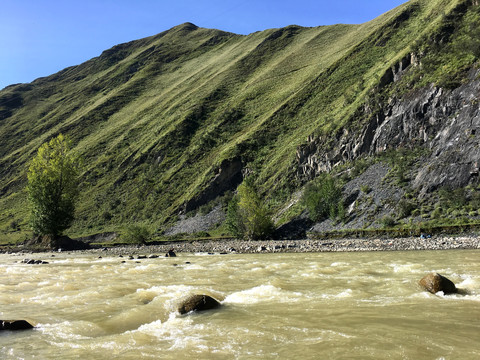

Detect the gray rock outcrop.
xmin=296 ymin=67 xmax=480 ymax=196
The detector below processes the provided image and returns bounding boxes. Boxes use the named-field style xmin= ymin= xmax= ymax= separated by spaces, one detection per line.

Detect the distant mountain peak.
xmin=175 ymin=22 xmax=199 ymax=32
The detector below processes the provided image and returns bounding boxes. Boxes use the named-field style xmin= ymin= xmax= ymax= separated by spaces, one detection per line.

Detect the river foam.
xmin=224 ymin=284 xmax=303 ymax=304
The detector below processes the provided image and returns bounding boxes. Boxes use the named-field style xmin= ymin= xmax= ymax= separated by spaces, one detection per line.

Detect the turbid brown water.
xmin=0 ymin=250 xmax=479 ymax=359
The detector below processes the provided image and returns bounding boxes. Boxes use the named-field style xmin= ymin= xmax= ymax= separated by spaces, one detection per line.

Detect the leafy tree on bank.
xmin=303 ymin=173 xmax=345 ymax=222
xmin=124 ymin=224 xmax=151 ymax=244
xmin=225 ymin=195 xmax=243 ymax=238
xmin=27 ymin=134 xmax=81 ymax=236
xmin=225 ymin=178 xmax=274 ymax=240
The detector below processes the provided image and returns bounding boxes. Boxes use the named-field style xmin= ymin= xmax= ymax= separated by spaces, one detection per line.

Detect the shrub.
xmin=335 ymin=201 xmax=346 ymax=223
xmin=198 ymin=202 xmax=215 ymax=216
xmin=303 ymin=174 xmax=344 ymax=222
xmin=380 ymin=215 xmax=396 ymax=228
xmin=431 ymin=207 xmax=442 ymax=219
xmin=193 ymin=231 xmax=210 ymax=238
xmin=124 ymin=224 xmax=151 ymax=244
xmin=439 ymin=187 xmax=467 ymax=210
xmin=9 ymin=220 xmax=19 ymax=231
xmin=102 ymin=211 xmax=113 ymax=221
xmin=225 ymin=195 xmax=243 ymax=238
xmin=225 ymin=178 xmax=274 ymax=240
xmin=360 ymin=185 xmax=371 ymax=194
xmin=397 ymin=199 xmax=416 ymax=219
xmin=393 ymin=161 xmax=408 ymax=185
xmin=351 ymin=158 xmax=370 ymax=177
xmin=469 ymin=190 xmax=480 ymax=208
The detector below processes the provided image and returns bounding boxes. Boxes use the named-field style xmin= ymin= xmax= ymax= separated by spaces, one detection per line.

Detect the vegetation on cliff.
xmin=302 ymin=174 xmax=345 ymax=222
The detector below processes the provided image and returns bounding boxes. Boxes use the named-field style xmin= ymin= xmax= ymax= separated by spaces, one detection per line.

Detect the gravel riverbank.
xmin=68 ymin=235 xmax=480 ymax=257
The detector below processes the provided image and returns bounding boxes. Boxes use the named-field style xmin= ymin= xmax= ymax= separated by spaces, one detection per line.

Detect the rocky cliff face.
xmin=296 ymin=66 xmax=480 ymax=195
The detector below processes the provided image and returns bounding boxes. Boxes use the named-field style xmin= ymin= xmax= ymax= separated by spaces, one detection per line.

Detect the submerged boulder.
xmin=419 ymin=273 xmax=457 ymax=295
xmin=177 ymin=295 xmax=221 ymax=315
xmin=0 ymin=320 xmax=34 ymax=331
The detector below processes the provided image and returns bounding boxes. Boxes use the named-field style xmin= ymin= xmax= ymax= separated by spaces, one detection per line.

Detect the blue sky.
xmin=1 ymin=0 xmax=406 ymax=89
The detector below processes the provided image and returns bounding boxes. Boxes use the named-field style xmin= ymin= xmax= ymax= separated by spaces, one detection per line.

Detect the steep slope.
xmin=296 ymin=0 xmax=480 ymax=234
xmin=0 ymin=0 xmax=478 ymax=241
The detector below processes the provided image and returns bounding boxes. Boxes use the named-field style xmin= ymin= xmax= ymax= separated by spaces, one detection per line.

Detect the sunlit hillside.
xmin=1 ymin=0 xmax=479 ymax=242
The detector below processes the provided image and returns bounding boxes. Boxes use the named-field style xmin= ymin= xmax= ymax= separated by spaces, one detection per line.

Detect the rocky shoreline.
xmin=5 ymin=235 xmax=480 ymax=257
xmin=56 ymin=235 xmax=480 ymax=257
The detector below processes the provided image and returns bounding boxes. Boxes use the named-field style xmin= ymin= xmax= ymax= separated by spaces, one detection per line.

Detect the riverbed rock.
xmin=177 ymin=294 xmax=221 ymax=315
xmin=0 ymin=320 xmax=34 ymax=331
xmin=21 ymin=259 xmax=48 ymax=265
xmin=165 ymin=249 xmax=176 ymax=257
xmin=419 ymin=273 xmax=457 ymax=294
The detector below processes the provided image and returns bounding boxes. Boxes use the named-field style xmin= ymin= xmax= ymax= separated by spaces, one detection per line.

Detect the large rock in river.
xmin=177 ymin=295 xmax=221 ymax=315
xmin=419 ymin=273 xmax=457 ymax=295
xmin=0 ymin=320 xmax=34 ymax=331
xmin=165 ymin=249 xmax=176 ymax=257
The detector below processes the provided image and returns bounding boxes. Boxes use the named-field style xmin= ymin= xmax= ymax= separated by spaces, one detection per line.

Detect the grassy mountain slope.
xmin=0 ymin=0 xmax=477 ymax=241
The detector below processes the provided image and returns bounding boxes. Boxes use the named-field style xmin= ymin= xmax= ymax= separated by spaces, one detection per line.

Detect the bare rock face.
xmin=0 ymin=320 xmax=34 ymax=331
xmin=419 ymin=273 xmax=457 ymax=294
xmin=177 ymin=295 xmax=221 ymax=315
xmin=296 ymin=68 xmax=480 ymax=196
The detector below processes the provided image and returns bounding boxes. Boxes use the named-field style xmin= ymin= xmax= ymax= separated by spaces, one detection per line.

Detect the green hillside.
xmin=1 ymin=0 xmax=478 ymax=242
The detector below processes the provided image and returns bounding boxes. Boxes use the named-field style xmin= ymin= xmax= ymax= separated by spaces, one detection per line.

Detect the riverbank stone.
xmin=0 ymin=320 xmax=34 ymax=331
xmin=419 ymin=273 xmax=457 ymax=295
xmin=177 ymin=295 xmax=221 ymax=315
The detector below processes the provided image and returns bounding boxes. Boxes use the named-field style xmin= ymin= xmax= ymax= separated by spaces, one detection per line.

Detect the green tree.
xmin=225 ymin=178 xmax=274 ymax=240
xmin=124 ymin=224 xmax=151 ymax=244
xmin=225 ymin=195 xmax=244 ymax=238
xmin=303 ymin=174 xmax=344 ymax=222
xmin=27 ymin=134 xmax=80 ymax=236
